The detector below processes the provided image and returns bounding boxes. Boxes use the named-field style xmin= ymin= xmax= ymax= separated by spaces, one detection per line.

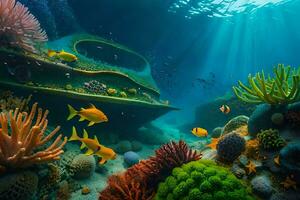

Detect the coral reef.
xmin=0 ymin=171 xmax=38 ymax=200
xmin=250 ymin=175 xmax=273 ymax=198
xmin=100 ymin=140 xmax=201 ymax=199
xmin=257 ymin=129 xmax=286 ymax=150
xmin=248 ymin=104 xmax=286 ymax=136
xmin=19 ymin=0 xmax=57 ymax=39
xmin=0 ymin=103 xmax=67 ymax=170
xmin=0 ymin=90 xmax=32 ymax=112
xmin=217 ymin=132 xmax=246 ymax=162
xmin=69 ymin=154 xmax=96 ymax=179
xmin=155 ymin=160 xmax=254 ymax=200
xmin=124 ymin=151 xmax=140 ymax=167
xmin=222 ymin=115 xmax=249 ymax=136
xmin=212 ymin=127 xmax=223 ymax=138
xmin=0 ymin=0 xmax=47 ymax=53
xmin=279 ymin=143 xmax=300 ymax=176
xmin=244 ymin=139 xmax=260 ymax=160
xmin=83 ymin=80 xmax=107 ymax=94
xmin=233 ymin=64 xmax=300 ymax=104
xmin=56 ymin=180 xmax=71 ymax=200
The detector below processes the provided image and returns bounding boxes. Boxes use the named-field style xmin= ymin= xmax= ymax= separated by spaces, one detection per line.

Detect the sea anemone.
xmin=0 ymin=0 xmax=47 ymax=53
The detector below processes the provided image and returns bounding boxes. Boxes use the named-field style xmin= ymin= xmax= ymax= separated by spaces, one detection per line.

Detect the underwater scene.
xmin=0 ymin=0 xmax=300 ymax=199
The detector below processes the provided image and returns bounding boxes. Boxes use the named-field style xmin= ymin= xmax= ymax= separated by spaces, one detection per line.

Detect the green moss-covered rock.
xmin=155 ymin=160 xmax=255 ymax=200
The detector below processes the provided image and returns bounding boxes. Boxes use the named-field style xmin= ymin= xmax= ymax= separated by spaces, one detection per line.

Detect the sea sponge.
xmin=222 ymin=115 xmax=249 ymax=136
xmin=244 ymin=139 xmax=260 ymax=159
xmin=69 ymin=154 xmax=96 ymax=179
xmin=257 ymin=129 xmax=286 ymax=150
xmin=217 ymin=132 xmax=246 ymax=162
xmin=271 ymin=113 xmax=285 ymax=126
xmin=0 ymin=171 xmax=38 ymax=200
xmin=56 ymin=180 xmax=71 ymax=200
xmin=0 ymin=90 xmax=32 ymax=112
xmin=155 ymin=160 xmax=254 ymax=200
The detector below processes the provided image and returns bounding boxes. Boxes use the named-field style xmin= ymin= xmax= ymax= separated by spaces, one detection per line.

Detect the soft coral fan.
xmin=99 ymin=140 xmax=201 ymax=200
xmin=0 ymin=0 xmax=47 ymax=53
xmin=0 ymin=103 xmax=67 ymax=172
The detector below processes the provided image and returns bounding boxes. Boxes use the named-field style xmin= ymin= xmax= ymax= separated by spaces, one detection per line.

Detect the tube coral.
xmin=99 ymin=140 xmax=201 ymax=200
xmin=233 ymin=64 xmax=300 ymax=104
xmin=0 ymin=0 xmax=47 ymax=53
xmin=0 ymin=103 xmax=67 ymax=171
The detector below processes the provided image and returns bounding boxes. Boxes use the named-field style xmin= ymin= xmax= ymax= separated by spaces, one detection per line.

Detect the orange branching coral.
xmin=100 ymin=140 xmax=201 ymax=200
xmin=0 ymin=103 xmax=67 ymax=170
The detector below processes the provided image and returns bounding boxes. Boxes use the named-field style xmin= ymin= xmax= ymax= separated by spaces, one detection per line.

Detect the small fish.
xmin=67 ymin=104 xmax=108 ymax=126
xmin=48 ymin=49 xmax=78 ymax=62
xmin=69 ymin=127 xmax=117 ymax=164
xmin=220 ymin=105 xmax=231 ymax=114
xmin=191 ymin=127 xmax=208 ymax=137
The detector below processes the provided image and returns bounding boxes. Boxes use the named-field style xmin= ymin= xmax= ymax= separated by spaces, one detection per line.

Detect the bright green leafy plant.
xmin=233 ymin=64 xmax=300 ymax=104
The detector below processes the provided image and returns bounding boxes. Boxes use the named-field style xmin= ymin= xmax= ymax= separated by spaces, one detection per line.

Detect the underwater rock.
xmin=131 ymin=140 xmax=143 ymax=152
xmin=251 ymin=175 xmax=273 ymax=198
xmin=211 ymin=127 xmax=223 ymax=138
xmin=0 ymin=171 xmax=38 ymax=200
xmin=69 ymin=154 xmax=96 ymax=179
xmin=124 ymin=151 xmax=140 ymax=166
xmin=238 ymin=155 xmax=249 ymax=167
xmin=8 ymin=65 xmax=32 ymax=84
xmin=248 ymin=104 xmax=287 ymax=136
xmin=222 ymin=115 xmax=249 ymax=136
xmin=217 ymin=132 xmax=246 ymax=163
xmin=115 ymin=140 xmax=132 ymax=154
xmin=231 ymin=163 xmax=246 ymax=179
xmin=136 ymin=124 xmax=171 ymax=145
xmin=280 ymin=143 xmax=300 ymax=176
xmin=271 ymin=113 xmax=285 ymax=126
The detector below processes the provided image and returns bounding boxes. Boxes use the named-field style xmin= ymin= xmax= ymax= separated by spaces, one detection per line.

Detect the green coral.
xmin=257 ymin=129 xmax=286 ymax=150
xmin=155 ymin=160 xmax=255 ymax=200
xmin=233 ymin=64 xmax=300 ymax=104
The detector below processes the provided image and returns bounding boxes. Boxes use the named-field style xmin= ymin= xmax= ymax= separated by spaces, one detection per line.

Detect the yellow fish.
xmin=69 ymin=127 xmax=117 ymax=164
xmin=191 ymin=127 xmax=208 ymax=137
xmin=48 ymin=49 xmax=78 ymax=62
xmin=67 ymin=104 xmax=108 ymax=126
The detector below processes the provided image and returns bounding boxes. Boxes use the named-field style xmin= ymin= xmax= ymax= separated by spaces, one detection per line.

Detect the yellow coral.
xmin=120 ymin=91 xmax=127 ymax=98
xmin=127 ymin=88 xmax=137 ymax=95
xmin=107 ymin=88 xmax=117 ymax=95
xmin=0 ymin=91 xmax=32 ymax=112
xmin=0 ymin=103 xmax=67 ymax=170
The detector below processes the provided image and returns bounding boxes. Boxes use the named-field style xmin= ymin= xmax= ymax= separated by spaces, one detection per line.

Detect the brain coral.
xmin=217 ymin=132 xmax=246 ymax=162
xmin=257 ymin=129 xmax=286 ymax=150
xmin=69 ymin=154 xmax=96 ymax=179
xmin=0 ymin=171 xmax=38 ymax=200
xmin=155 ymin=160 xmax=255 ymax=200
xmin=222 ymin=115 xmax=249 ymax=136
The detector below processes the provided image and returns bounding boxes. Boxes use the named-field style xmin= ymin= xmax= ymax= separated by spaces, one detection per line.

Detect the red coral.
xmin=0 ymin=0 xmax=47 ymax=53
xmin=99 ymin=140 xmax=201 ymax=200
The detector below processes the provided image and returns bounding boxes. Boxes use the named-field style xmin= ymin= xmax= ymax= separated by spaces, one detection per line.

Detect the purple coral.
xmin=84 ymin=80 xmax=107 ymax=94
xmin=0 ymin=0 xmax=47 ymax=53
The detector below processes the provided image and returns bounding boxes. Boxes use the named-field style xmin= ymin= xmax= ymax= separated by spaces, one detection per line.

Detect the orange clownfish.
xmin=67 ymin=104 xmax=108 ymax=126
xmin=220 ymin=105 xmax=231 ymax=114
xmin=191 ymin=127 xmax=208 ymax=137
xmin=69 ymin=127 xmax=117 ymax=164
